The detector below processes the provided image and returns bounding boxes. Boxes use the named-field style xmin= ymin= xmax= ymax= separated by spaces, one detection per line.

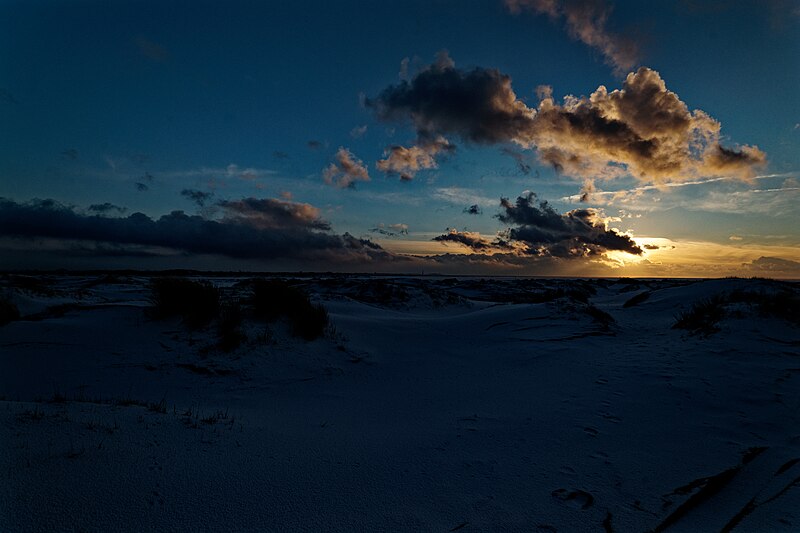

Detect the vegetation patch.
xmin=673 ymin=295 xmax=727 ymax=335
xmin=149 ymin=277 xmax=220 ymax=329
xmin=251 ymin=279 xmax=328 ymax=340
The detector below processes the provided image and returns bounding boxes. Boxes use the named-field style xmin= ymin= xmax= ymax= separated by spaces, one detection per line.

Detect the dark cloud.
xmin=307 ymin=140 xmax=323 ymax=150
xmin=88 ymin=203 xmax=126 ymax=214
xmin=643 ymin=244 xmax=660 ymax=250
xmin=135 ymin=36 xmax=170 ymax=62
xmin=367 ymin=52 xmax=535 ymax=145
xmin=0 ymin=197 xmax=389 ymax=263
xmin=181 ymin=189 xmax=214 ymax=207
xmin=744 ymin=256 xmax=800 ymax=273
xmin=370 ymin=223 xmax=409 ymax=237
xmin=369 ymin=54 xmax=765 ymax=184
xmin=323 ymin=148 xmax=370 ymax=188
xmin=498 ymin=192 xmax=642 ymax=257
xmin=217 ymin=197 xmax=331 ymax=231
xmin=505 ymin=0 xmax=638 ymax=73
xmin=463 ymin=204 xmax=483 ymax=215
xmin=433 ymin=229 xmax=495 ymax=250
xmin=61 ymin=149 xmax=78 ymax=160
xmin=500 ymin=147 xmax=532 ymax=174
xmin=376 ymin=136 xmax=454 ymax=180
xmin=135 ymin=182 xmax=149 ymax=192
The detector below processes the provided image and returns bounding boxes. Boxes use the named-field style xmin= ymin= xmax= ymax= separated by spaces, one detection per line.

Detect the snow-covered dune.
xmin=1 ymin=274 xmax=798 ymax=531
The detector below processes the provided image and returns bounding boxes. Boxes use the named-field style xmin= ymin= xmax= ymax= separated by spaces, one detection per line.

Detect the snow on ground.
xmin=1 ymin=274 xmax=799 ymax=531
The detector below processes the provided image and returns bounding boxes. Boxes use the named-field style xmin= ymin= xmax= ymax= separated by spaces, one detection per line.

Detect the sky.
xmin=1 ymin=0 xmax=799 ymax=277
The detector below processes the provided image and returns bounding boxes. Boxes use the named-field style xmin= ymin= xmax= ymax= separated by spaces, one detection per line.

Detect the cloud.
xmin=433 ymin=187 xmax=498 ymax=207
xmin=350 ymin=125 xmax=368 ymax=138
xmin=181 ymin=189 xmax=214 ymax=207
xmin=500 ymin=147 xmax=533 ymax=174
xmin=433 ymin=229 xmax=496 ymax=250
xmin=307 ymin=140 xmax=324 ymax=150
xmin=370 ymin=223 xmax=409 ymax=237
xmin=497 ymin=192 xmax=642 ymax=257
xmin=217 ymin=197 xmax=331 ymax=231
xmin=367 ymin=52 xmax=535 ymax=144
xmin=135 ymin=182 xmax=149 ymax=192
xmin=368 ymin=54 xmax=765 ymax=185
xmin=135 ymin=36 xmax=170 ymax=63
xmin=744 ymin=256 xmax=800 ymax=274
xmin=463 ymin=204 xmax=483 ymax=215
xmin=376 ymin=136 xmax=454 ymax=180
xmin=432 ymin=191 xmax=642 ymax=258
xmin=505 ymin=0 xmax=638 ymax=73
xmin=88 ymin=203 xmax=126 ymax=214
xmin=323 ymin=148 xmax=371 ymax=189
xmin=0 ymin=197 xmax=389 ymax=263
xmin=272 ymin=151 xmax=289 ymax=159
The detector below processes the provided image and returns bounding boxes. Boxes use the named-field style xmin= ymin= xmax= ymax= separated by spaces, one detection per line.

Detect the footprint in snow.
xmin=552 ymin=488 xmax=594 ymax=510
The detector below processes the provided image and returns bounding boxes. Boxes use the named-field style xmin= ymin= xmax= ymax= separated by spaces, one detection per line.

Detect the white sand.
xmin=1 ymin=275 xmax=798 ymax=531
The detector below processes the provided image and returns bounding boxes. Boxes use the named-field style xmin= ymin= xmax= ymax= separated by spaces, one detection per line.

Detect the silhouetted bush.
xmin=217 ymin=301 xmax=245 ymax=351
xmin=0 ymin=297 xmax=20 ymax=326
xmin=251 ymin=279 xmax=328 ymax=340
xmin=728 ymin=288 xmax=800 ymax=326
xmin=149 ymin=277 xmax=220 ymax=329
xmin=673 ymin=295 xmax=726 ymax=334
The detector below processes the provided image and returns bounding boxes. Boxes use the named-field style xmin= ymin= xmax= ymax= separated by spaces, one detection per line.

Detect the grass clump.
xmin=251 ymin=279 xmax=328 ymax=340
xmin=217 ymin=301 xmax=245 ymax=351
xmin=149 ymin=277 xmax=220 ymax=329
xmin=673 ymin=294 xmax=727 ymax=334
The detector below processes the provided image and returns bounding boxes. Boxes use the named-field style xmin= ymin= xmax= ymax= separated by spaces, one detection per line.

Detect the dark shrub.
xmin=251 ymin=279 xmax=328 ymax=340
xmin=729 ymin=288 xmax=800 ymax=326
xmin=149 ymin=277 xmax=220 ymax=328
xmin=292 ymin=303 xmax=329 ymax=341
xmin=0 ymin=297 xmax=20 ymax=326
xmin=217 ymin=302 xmax=245 ymax=351
xmin=673 ymin=295 xmax=726 ymax=334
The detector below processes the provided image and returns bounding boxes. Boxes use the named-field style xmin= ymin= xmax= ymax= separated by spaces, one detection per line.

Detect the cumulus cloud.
xmin=0 ymin=197 xmax=389 ymax=263
xmin=323 ymin=147 xmax=371 ymax=189
xmin=368 ymin=54 xmax=766 ymax=185
xmin=497 ymin=192 xmax=642 ymax=257
xmin=505 ymin=0 xmax=638 ymax=73
xmin=433 ymin=229 xmax=496 ymax=250
xmin=463 ymin=204 xmax=483 ymax=215
xmin=376 ymin=136 xmax=454 ymax=180
xmin=181 ymin=189 xmax=214 ymax=207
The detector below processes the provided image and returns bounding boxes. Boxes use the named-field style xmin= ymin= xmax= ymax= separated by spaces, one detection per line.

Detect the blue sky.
xmin=1 ymin=0 xmax=798 ymax=276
